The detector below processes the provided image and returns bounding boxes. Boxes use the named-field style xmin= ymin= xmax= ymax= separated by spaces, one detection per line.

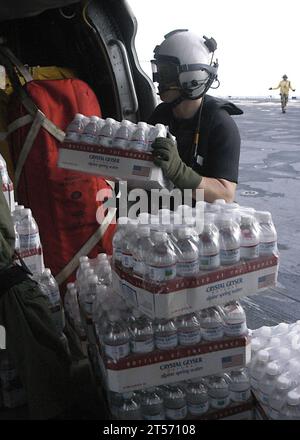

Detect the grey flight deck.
xmin=230 ymin=97 xmax=300 ymax=329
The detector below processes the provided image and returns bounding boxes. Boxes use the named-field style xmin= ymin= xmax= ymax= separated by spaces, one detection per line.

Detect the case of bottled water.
xmin=107 ymin=370 xmax=254 ymax=420
xmin=112 ymin=204 xmax=279 ymax=319
xmin=59 ymin=115 xmax=172 ymax=190
xmin=251 ymin=321 xmax=300 ymax=419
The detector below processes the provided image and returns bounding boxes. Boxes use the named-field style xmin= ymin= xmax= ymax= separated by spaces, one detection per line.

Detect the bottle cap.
xmin=257 ymin=350 xmax=270 ymax=363
xmin=241 ymin=214 xmax=254 ymax=225
xmin=269 ymin=337 xmax=281 ymax=347
xmin=117 ymin=217 xmax=130 ymax=226
xmin=277 ymin=376 xmax=291 ymax=389
xmin=43 ymin=268 xmax=51 ymax=276
xmin=88 ymin=275 xmax=98 ymax=284
xmin=287 ymin=390 xmax=300 ymax=406
xmin=266 ymin=362 xmax=280 ymax=375
xmin=213 ymin=199 xmax=226 ymax=205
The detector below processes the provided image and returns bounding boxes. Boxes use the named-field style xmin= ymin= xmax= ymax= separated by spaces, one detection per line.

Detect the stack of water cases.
xmin=58 ymin=115 xmax=172 ymax=189
xmin=73 ymin=254 xmax=253 ymax=420
xmin=251 ymin=322 xmax=300 ymax=420
xmin=71 ymin=200 xmax=281 ymax=419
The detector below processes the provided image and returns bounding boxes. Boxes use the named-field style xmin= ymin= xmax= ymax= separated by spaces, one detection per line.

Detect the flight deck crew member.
xmin=269 ymin=74 xmax=296 ymax=113
xmin=149 ymin=29 xmax=243 ymax=203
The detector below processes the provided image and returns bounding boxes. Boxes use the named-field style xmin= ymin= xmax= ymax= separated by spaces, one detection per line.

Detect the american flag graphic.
xmin=258 ymin=274 xmax=275 ymax=289
xmin=222 ymin=354 xmax=244 ymax=369
xmin=132 ymin=165 xmax=150 ymax=177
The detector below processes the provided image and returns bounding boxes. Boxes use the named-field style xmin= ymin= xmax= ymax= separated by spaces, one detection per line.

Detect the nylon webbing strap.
xmin=0 ymin=47 xmax=33 ymax=83
xmin=14 ymin=110 xmax=45 ymax=188
xmin=55 ymin=207 xmax=117 ymax=286
xmin=7 ymin=114 xmax=33 ymax=135
xmin=20 ymin=97 xmax=65 ymax=142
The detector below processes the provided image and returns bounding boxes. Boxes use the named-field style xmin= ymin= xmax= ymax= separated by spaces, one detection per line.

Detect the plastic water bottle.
xmin=65 ymin=113 xmax=88 ymax=142
xmin=240 ymin=215 xmax=260 ymax=260
xmin=121 ymin=222 xmax=138 ymax=271
xmin=141 ymin=387 xmax=165 ymax=420
xmin=255 ymin=211 xmax=278 ymax=257
xmin=130 ymin=122 xmax=148 ymax=152
xmin=258 ymin=348 xmax=291 ymax=406
xmin=130 ymin=309 xmax=154 ymax=354
xmin=17 ymin=208 xmax=40 ymax=250
xmin=147 ymin=124 xmax=167 ymax=151
xmin=103 ymin=311 xmax=130 ymax=361
xmin=112 ymin=120 xmax=133 ymax=149
xmin=94 ymin=261 xmax=112 ymax=286
xmin=132 ymin=226 xmax=153 ymax=278
xmin=229 ymin=368 xmax=251 ymax=402
xmin=219 ymin=215 xmax=240 ymax=265
xmin=269 ymin=377 xmax=292 ymax=419
xmin=177 ymin=313 xmax=201 ymax=346
xmin=98 ymin=118 xmax=116 ymax=147
xmin=112 ymin=217 xmax=129 ymax=265
xmin=208 ymin=374 xmax=230 ymax=409
xmin=82 ymin=275 xmax=100 ymax=315
xmin=276 ymin=359 xmax=300 ymax=390
xmin=164 ymin=385 xmax=187 ymax=420
xmin=96 ymin=302 xmax=112 ymax=344
xmin=80 ymin=116 xmax=103 ymax=145
xmin=76 ymin=257 xmax=89 ymax=276
xmin=38 ymin=268 xmax=65 ymax=334
xmin=119 ymin=392 xmax=142 ymax=420
xmin=0 ymin=155 xmax=14 ymax=211
xmin=147 ymin=231 xmax=177 ymax=282
xmin=250 ymin=340 xmax=281 ymax=390
xmin=198 ymin=307 xmax=224 ymax=341
xmin=186 ymin=379 xmax=209 ymax=416
xmin=251 ymin=336 xmax=271 ymax=362
xmin=279 ymin=388 xmax=300 ymax=420
xmin=220 ymin=301 xmax=248 ymax=337
xmin=78 ymin=268 xmax=95 ymax=298
xmin=154 ymin=318 xmax=178 ymax=350
xmin=12 ymin=204 xmax=25 ymax=225
xmin=176 ymin=227 xmax=199 ymax=277
xmin=17 ymin=208 xmax=44 ymax=274
xmin=198 ymin=214 xmax=220 ymax=270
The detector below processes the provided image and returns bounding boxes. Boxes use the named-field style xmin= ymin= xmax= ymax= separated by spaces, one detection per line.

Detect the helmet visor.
xmin=151 ymin=60 xmax=179 ymax=86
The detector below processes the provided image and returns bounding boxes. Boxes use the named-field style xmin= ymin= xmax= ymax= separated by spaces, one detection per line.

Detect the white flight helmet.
xmin=152 ymin=29 xmax=218 ymax=99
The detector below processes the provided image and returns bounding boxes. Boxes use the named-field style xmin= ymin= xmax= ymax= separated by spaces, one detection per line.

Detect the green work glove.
xmin=152 ymin=137 xmax=202 ymax=190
